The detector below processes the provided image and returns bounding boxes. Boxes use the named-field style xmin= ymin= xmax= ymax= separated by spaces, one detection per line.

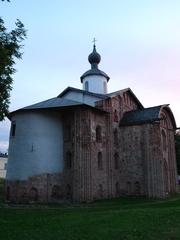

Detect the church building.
xmin=6 ymin=44 xmax=178 ymax=203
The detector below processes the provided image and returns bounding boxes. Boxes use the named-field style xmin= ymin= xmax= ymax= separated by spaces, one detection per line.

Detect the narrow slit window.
xmin=114 ymin=152 xmax=119 ymax=169
xmin=96 ymin=125 xmax=102 ymax=142
xmin=98 ymin=152 xmax=103 ymax=170
xmin=66 ymin=151 xmax=72 ymax=169
xmin=11 ymin=122 xmax=16 ymax=137
xmin=103 ymin=81 xmax=107 ymax=93
xmin=113 ymin=128 xmax=118 ymax=145
xmin=85 ymin=81 xmax=89 ymax=91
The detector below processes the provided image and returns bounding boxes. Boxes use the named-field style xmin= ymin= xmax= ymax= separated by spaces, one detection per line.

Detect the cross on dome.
xmin=92 ymin=37 xmax=97 ymax=47
xmin=88 ymin=40 xmax=101 ymax=68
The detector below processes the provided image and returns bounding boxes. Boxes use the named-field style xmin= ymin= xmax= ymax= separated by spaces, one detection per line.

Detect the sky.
xmin=0 ymin=0 xmax=180 ymax=153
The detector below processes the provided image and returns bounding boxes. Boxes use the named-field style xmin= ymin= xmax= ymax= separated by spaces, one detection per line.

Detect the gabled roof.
xmin=9 ymin=87 xmax=145 ymax=119
xmin=9 ymin=98 xmax=84 ymax=116
xmin=21 ymin=97 xmax=83 ymax=110
xmin=120 ymin=105 xmax=165 ymax=126
xmin=9 ymin=96 xmax=108 ymax=118
xmin=58 ymin=87 xmax=109 ymax=99
xmin=58 ymin=87 xmax=144 ymax=109
xmin=108 ymin=88 xmax=144 ymax=109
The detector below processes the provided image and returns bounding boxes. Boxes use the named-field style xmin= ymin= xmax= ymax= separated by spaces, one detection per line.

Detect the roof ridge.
xmin=58 ymin=86 xmax=109 ymax=99
xmin=132 ymin=104 xmax=169 ymax=112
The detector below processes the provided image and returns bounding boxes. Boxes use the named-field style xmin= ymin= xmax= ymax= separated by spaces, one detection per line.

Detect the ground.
xmin=0 ymin=180 xmax=180 ymax=240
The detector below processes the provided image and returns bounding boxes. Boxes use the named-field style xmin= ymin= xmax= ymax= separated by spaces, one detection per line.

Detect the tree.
xmin=0 ymin=0 xmax=26 ymax=121
xmin=175 ymin=130 xmax=180 ymax=175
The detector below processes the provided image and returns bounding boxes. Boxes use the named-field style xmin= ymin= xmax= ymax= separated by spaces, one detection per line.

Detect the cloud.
xmin=0 ymin=141 xmax=9 ymax=153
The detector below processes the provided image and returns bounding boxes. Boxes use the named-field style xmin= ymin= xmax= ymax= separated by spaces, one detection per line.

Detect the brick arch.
xmin=161 ymin=129 xmax=167 ymax=152
xmin=51 ymin=185 xmax=61 ymax=199
xmin=29 ymin=187 xmax=38 ymax=202
xmin=159 ymin=105 xmax=176 ymax=130
xmin=159 ymin=105 xmax=177 ymax=196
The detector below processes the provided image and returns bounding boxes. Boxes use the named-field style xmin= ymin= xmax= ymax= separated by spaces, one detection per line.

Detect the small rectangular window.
xmin=11 ymin=122 xmax=16 ymax=137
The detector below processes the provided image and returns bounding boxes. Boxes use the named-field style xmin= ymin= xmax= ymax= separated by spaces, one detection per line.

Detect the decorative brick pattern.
xmin=5 ymin=93 xmax=178 ymax=203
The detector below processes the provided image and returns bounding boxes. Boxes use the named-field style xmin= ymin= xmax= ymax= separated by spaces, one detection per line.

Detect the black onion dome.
xmin=88 ymin=45 xmax=101 ymax=65
xmin=80 ymin=44 xmax=110 ymax=83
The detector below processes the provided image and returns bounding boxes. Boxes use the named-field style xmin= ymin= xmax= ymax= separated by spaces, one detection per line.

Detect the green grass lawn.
xmin=1 ymin=186 xmax=180 ymax=240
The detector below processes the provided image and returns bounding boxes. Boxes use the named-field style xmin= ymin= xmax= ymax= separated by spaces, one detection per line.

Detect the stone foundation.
xmin=5 ymin=173 xmax=71 ymax=203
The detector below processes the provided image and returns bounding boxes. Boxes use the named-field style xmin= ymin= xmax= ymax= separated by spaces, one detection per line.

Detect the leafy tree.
xmin=175 ymin=130 xmax=180 ymax=175
xmin=0 ymin=0 xmax=26 ymax=121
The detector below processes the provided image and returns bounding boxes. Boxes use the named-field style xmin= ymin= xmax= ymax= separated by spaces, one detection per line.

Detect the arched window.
xmin=11 ymin=121 xmax=16 ymax=137
xmin=114 ymin=110 xmax=118 ymax=122
xmin=99 ymin=184 xmax=103 ymax=198
xmin=162 ymin=130 xmax=167 ymax=151
xmin=98 ymin=152 xmax=103 ymax=170
xmin=96 ymin=125 xmax=102 ymax=142
xmin=85 ymin=81 xmax=89 ymax=91
xmin=115 ymin=182 xmax=119 ymax=196
xmin=114 ymin=152 xmax=119 ymax=169
xmin=66 ymin=151 xmax=72 ymax=169
xmin=66 ymin=184 xmax=72 ymax=199
xmin=134 ymin=181 xmax=141 ymax=195
xmin=113 ymin=128 xmax=118 ymax=145
xmin=29 ymin=187 xmax=38 ymax=202
xmin=6 ymin=186 xmax=10 ymax=201
xmin=51 ymin=185 xmax=61 ymax=199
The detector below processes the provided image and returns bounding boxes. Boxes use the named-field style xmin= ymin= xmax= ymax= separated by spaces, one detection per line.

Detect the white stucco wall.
xmin=0 ymin=157 xmax=8 ymax=178
xmin=83 ymin=75 xmax=107 ymax=94
xmin=7 ymin=110 xmax=63 ymax=180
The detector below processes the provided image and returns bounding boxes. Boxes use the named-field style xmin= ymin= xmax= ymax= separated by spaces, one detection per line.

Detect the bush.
xmin=0 ymin=178 xmax=5 ymax=203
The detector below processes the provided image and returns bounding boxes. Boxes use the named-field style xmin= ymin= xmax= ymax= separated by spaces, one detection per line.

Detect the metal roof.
xmin=58 ymin=87 xmax=109 ymax=99
xmin=9 ymin=87 xmax=145 ymax=117
xmin=120 ymin=105 xmax=163 ymax=126
xmin=22 ymin=97 xmax=83 ymax=110
xmin=9 ymin=96 xmax=109 ymax=118
xmin=9 ymin=98 xmax=84 ymax=116
xmin=80 ymin=68 xmax=110 ymax=83
xmin=58 ymin=87 xmax=143 ymax=111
